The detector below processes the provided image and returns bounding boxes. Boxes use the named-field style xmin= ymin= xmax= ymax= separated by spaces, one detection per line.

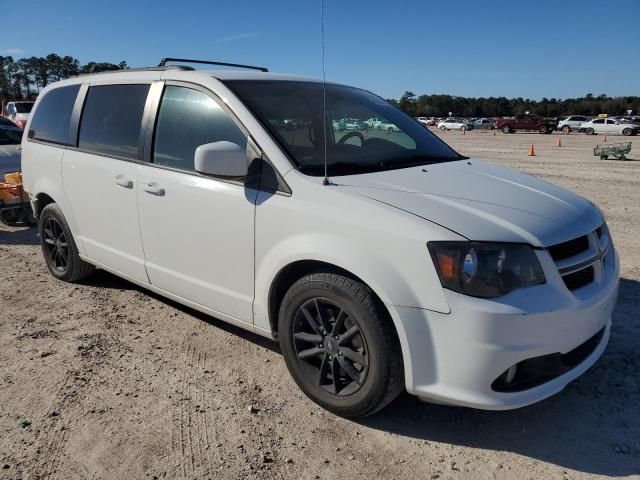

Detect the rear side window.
xmin=29 ymin=85 xmax=80 ymax=145
xmin=153 ymin=85 xmax=246 ymax=171
xmin=79 ymin=84 xmax=150 ymax=160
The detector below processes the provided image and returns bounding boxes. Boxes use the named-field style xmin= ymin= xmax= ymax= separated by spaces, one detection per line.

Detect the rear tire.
xmin=538 ymin=125 xmax=548 ymax=134
xmin=38 ymin=203 xmax=94 ymax=282
xmin=562 ymin=125 xmax=571 ymax=134
xmin=585 ymin=128 xmax=594 ymax=135
xmin=440 ymin=125 xmax=446 ymax=131
xmin=501 ymin=125 xmax=511 ymax=134
xmin=278 ymin=272 xmax=404 ymax=417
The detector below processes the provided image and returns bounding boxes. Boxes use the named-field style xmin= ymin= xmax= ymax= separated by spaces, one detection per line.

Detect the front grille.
xmin=562 ymin=266 xmax=594 ymax=291
xmin=548 ymin=235 xmax=589 ymax=261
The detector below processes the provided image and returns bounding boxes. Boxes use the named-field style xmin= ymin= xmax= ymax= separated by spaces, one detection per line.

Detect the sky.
xmin=2 ymin=0 xmax=639 ymax=100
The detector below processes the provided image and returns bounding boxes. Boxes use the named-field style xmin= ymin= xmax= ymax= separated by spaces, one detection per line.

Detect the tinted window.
xmin=153 ymin=86 xmax=246 ymax=171
xmin=593 ymin=119 xmax=605 ymax=124
xmin=79 ymin=84 xmax=150 ymax=160
xmin=29 ymin=85 xmax=80 ymax=145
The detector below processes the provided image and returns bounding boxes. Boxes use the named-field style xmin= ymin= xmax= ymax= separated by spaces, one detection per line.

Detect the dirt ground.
xmin=1 ymin=130 xmax=638 ymax=480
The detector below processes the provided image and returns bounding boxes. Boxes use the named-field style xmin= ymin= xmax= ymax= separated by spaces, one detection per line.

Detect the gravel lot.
xmin=1 ymin=130 xmax=638 ymax=479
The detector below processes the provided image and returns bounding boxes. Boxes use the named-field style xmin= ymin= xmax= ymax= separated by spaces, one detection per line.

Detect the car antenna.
xmin=321 ymin=0 xmax=331 ymax=186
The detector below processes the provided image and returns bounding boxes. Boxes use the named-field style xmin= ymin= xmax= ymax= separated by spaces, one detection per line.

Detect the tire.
xmin=562 ymin=125 xmax=571 ymax=134
xmin=38 ymin=203 xmax=94 ymax=282
xmin=278 ymin=272 xmax=404 ymax=417
xmin=585 ymin=128 xmax=594 ymax=135
xmin=440 ymin=125 xmax=446 ymax=131
xmin=501 ymin=125 xmax=511 ymax=134
xmin=600 ymin=155 xmax=608 ymax=160
xmin=0 ymin=209 xmax=20 ymax=226
xmin=538 ymin=125 xmax=548 ymax=134
xmin=622 ymin=128 xmax=632 ymax=136
xmin=21 ymin=205 xmax=37 ymax=227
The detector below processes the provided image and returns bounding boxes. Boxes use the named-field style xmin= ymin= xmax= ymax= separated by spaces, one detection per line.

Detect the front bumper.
xmin=392 ymin=249 xmax=619 ymax=410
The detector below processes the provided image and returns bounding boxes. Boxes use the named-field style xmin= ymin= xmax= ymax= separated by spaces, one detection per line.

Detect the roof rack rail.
xmin=75 ymin=65 xmax=194 ymax=78
xmin=158 ymin=57 xmax=268 ymax=73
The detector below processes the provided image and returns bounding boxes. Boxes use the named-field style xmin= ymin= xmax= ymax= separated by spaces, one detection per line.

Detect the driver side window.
xmin=153 ymin=85 xmax=247 ymax=172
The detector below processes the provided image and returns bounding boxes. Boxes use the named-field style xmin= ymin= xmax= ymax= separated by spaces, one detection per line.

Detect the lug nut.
xmin=328 ymin=355 xmax=333 ymax=360
xmin=334 ymin=335 xmax=339 ymax=340
xmin=338 ymin=351 xmax=343 ymax=356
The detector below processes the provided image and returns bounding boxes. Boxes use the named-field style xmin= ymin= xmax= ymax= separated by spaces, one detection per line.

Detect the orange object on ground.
xmin=528 ymin=144 xmax=535 ymax=156
xmin=556 ymin=137 xmax=562 ymax=147
xmin=4 ymin=172 xmax=21 ymax=184
xmin=603 ymin=135 xmax=607 ymax=142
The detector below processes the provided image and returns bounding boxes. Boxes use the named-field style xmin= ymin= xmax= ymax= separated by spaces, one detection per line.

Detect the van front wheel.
xmin=39 ymin=203 xmax=94 ymax=282
xmin=278 ymin=272 xmax=404 ymax=417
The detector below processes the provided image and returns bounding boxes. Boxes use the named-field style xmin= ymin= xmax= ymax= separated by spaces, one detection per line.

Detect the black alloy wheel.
xmin=292 ymin=297 xmax=369 ymax=396
xmin=42 ymin=216 xmax=69 ymax=273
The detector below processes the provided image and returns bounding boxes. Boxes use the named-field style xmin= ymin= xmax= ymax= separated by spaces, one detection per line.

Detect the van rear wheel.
xmin=278 ymin=272 xmax=404 ymax=417
xmin=39 ymin=203 xmax=94 ymax=282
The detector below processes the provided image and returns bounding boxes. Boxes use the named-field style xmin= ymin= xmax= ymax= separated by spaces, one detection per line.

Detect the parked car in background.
xmin=332 ymin=119 xmax=346 ymax=131
xmin=437 ymin=118 xmax=473 ymax=131
xmin=495 ymin=114 xmax=557 ymax=134
xmin=579 ymin=118 xmax=638 ymax=136
xmin=557 ymin=115 xmax=590 ymax=134
xmin=415 ymin=117 xmax=431 ymax=127
xmin=365 ymin=117 xmax=384 ymax=129
xmin=376 ymin=121 xmax=401 ymax=132
xmin=3 ymin=101 xmax=34 ymax=129
xmin=0 ymin=119 xmax=23 ymax=176
xmin=342 ymin=118 xmax=368 ymax=131
xmin=472 ymin=118 xmax=496 ymax=130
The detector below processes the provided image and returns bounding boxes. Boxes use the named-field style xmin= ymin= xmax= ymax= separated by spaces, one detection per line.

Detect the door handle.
xmin=114 ymin=175 xmax=133 ymax=189
xmin=142 ymin=182 xmax=165 ymax=196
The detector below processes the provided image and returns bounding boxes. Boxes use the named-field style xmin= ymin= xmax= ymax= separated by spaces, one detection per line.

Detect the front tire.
xmin=501 ymin=125 xmax=511 ymax=134
xmin=562 ymin=125 xmax=571 ymax=134
xmin=278 ymin=272 xmax=404 ymax=417
xmin=622 ymin=128 xmax=632 ymax=136
xmin=585 ymin=128 xmax=594 ymax=135
xmin=440 ymin=125 xmax=446 ymax=131
xmin=38 ymin=203 xmax=94 ymax=282
xmin=538 ymin=125 xmax=548 ymax=134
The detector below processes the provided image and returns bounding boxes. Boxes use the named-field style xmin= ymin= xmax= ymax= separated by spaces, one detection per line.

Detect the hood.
xmin=333 ymin=160 xmax=602 ymax=247
xmin=0 ymin=144 xmax=21 ymax=176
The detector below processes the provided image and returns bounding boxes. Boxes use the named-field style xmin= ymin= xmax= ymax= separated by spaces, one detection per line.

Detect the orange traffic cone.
xmin=603 ymin=135 xmax=607 ymax=142
xmin=528 ymin=144 xmax=535 ymax=156
xmin=556 ymin=137 xmax=562 ymax=147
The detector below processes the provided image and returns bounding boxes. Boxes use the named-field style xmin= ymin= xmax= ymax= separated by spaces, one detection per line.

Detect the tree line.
xmin=1 ymin=53 xmax=638 ymax=118
xmin=0 ymin=53 xmax=127 ymax=101
xmin=390 ymin=91 xmax=640 ymax=118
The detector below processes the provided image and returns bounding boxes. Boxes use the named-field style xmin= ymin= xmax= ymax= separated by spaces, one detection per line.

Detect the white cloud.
xmin=1 ymin=48 xmax=25 ymax=56
xmin=216 ymin=32 xmax=260 ymax=43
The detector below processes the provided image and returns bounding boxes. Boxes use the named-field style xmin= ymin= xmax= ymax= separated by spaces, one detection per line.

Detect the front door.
xmin=137 ymin=84 xmax=257 ymax=323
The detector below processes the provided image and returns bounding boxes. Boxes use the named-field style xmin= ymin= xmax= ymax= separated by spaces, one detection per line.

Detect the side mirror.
xmin=194 ymin=141 xmax=248 ymax=177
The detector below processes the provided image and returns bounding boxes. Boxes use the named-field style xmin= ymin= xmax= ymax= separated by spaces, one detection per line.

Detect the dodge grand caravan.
xmin=21 ymin=59 xmax=619 ymax=417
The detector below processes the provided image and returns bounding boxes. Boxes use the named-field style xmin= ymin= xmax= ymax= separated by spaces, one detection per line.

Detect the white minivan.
xmin=22 ymin=60 xmax=619 ymax=417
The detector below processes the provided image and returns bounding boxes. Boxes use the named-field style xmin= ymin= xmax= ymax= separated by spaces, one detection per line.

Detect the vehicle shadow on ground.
xmin=0 ymin=225 xmax=38 ymax=245
xmin=360 ymin=277 xmax=640 ymax=477
xmin=80 ymin=268 xmax=281 ymax=353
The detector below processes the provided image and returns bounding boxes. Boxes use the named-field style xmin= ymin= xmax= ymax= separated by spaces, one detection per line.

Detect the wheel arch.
xmin=268 ymin=259 xmax=388 ymax=338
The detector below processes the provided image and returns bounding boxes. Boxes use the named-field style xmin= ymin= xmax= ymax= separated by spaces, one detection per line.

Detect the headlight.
xmin=428 ymin=242 xmax=546 ymax=298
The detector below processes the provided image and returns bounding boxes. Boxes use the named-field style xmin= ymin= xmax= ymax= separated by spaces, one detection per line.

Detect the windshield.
xmin=0 ymin=127 xmax=22 ymax=145
xmin=14 ymin=103 xmax=33 ymax=113
xmin=225 ymin=80 xmax=464 ymax=176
